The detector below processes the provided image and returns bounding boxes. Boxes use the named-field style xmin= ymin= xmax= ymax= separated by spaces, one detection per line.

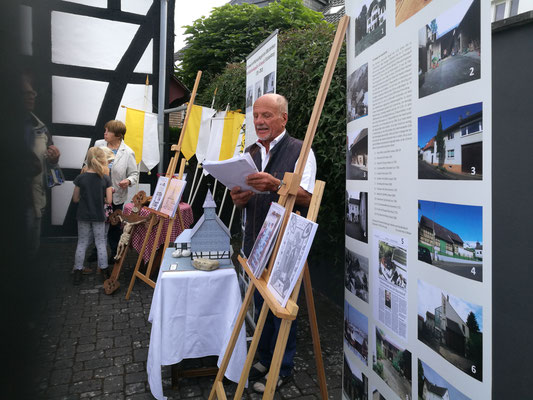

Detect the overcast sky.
xmin=174 ymin=0 xmax=228 ymax=52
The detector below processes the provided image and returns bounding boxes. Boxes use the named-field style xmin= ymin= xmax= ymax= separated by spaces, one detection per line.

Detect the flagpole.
xmin=157 ymin=0 xmax=168 ymax=175
xmin=187 ymin=164 xmax=200 ymax=204
xmin=190 ymin=172 xmax=204 ymax=206
xmin=217 ymin=187 xmax=227 ymax=218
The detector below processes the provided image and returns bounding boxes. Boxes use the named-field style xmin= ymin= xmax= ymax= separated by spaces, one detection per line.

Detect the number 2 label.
xmin=469 ymin=67 xmax=475 ymax=76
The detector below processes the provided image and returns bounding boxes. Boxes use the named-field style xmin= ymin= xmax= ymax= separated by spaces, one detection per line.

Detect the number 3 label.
xmin=471 ymin=166 xmax=476 ymax=175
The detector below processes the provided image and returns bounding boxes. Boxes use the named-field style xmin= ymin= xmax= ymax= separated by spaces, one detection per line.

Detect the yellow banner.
xmin=219 ymin=111 xmax=245 ymax=160
xmin=181 ymin=105 xmax=203 ymax=160
xmin=124 ymin=108 xmax=145 ymax=164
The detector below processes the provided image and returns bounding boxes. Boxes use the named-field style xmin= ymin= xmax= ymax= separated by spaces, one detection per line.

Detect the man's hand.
xmin=47 ymin=145 xmax=60 ymax=164
xmin=246 ymin=172 xmax=279 ymax=193
xmin=230 ymin=186 xmax=253 ymax=208
xmin=119 ymin=179 xmax=130 ymax=189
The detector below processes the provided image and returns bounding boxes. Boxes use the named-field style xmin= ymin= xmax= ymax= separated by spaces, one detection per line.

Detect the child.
xmin=72 ymin=147 xmax=113 ymax=285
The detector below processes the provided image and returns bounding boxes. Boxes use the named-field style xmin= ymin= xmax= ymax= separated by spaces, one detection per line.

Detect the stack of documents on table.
xmin=202 ymin=153 xmax=265 ymax=193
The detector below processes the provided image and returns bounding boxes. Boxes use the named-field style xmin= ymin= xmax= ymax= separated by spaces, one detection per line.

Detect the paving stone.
xmin=73 ymin=370 xmax=94 ymax=382
xmin=125 ymin=362 xmax=145 ymax=374
xmin=125 ymin=371 xmax=147 ymax=384
xmin=70 ymin=379 xmax=102 ymax=394
xmin=133 ymin=348 xmax=148 ymax=363
xmin=103 ymin=375 xmax=124 ymax=393
xmin=95 ymin=365 xmax=124 ymax=378
xmin=49 ymin=368 xmax=73 ymax=385
xmin=125 ymin=382 xmax=146 ymax=395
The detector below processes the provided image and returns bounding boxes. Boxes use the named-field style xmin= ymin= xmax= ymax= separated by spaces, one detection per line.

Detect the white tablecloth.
xmin=147 ymin=254 xmax=247 ymax=400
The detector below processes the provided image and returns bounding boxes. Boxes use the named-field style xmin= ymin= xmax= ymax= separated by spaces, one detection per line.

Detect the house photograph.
xmin=378 ymin=239 xmax=407 ymax=289
xmin=418 ymin=102 xmax=483 ymax=180
xmin=419 ymin=359 xmax=471 ymax=400
xmin=347 ymin=63 xmax=369 ymax=122
xmin=418 ymin=0 xmax=481 ymax=98
xmin=418 ymin=200 xmax=482 ymax=281
xmin=346 ymin=191 xmax=368 ymax=243
xmin=343 ymin=354 xmax=368 ymax=400
xmin=417 ymin=279 xmax=483 ymax=381
xmin=345 ymin=247 xmax=369 ymax=303
xmin=347 ymin=127 xmax=368 ymax=180
xmin=396 ymin=0 xmax=434 ymax=26
xmin=344 ymin=300 xmax=369 ymax=364
xmin=354 ymin=0 xmax=387 ymax=57
xmin=373 ymin=327 xmax=412 ymax=400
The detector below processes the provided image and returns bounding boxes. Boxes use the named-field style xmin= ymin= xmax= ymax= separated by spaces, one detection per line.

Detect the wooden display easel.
xmin=125 ymin=71 xmax=202 ymax=299
xmin=207 ymin=15 xmax=349 ymax=399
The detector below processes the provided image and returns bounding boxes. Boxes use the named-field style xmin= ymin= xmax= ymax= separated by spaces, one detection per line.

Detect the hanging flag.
xmin=181 ymin=104 xmax=216 ymax=161
xmin=204 ymin=110 xmax=245 ymax=162
xmin=121 ymin=107 xmax=160 ymax=170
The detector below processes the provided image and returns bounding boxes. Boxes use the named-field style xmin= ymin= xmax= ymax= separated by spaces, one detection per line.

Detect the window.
xmin=510 ymin=0 xmax=520 ymax=16
xmin=495 ymin=3 xmax=506 ymax=21
xmin=461 ymin=120 xmax=482 ymax=136
xmin=448 ymin=132 xmax=455 ymax=140
xmin=447 ymin=149 xmax=455 ymax=158
xmin=324 ymin=5 xmax=343 ymax=15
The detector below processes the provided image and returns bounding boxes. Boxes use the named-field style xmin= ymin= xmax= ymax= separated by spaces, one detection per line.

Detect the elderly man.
xmin=230 ymin=93 xmax=316 ymax=392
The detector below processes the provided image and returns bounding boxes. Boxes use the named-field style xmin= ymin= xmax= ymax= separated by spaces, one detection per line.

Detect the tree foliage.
xmin=436 ymin=116 xmax=445 ymax=166
xmin=176 ymin=0 xmax=327 ymax=92
xmin=466 ymin=311 xmax=480 ymax=334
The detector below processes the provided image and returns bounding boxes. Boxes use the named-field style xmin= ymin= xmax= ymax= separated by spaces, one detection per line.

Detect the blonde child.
xmin=72 ymin=147 xmax=113 ymax=285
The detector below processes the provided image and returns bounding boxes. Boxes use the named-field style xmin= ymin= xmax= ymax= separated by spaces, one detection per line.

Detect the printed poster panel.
xmin=245 ymin=30 xmax=278 ymax=147
xmin=344 ymin=0 xmax=491 ymax=398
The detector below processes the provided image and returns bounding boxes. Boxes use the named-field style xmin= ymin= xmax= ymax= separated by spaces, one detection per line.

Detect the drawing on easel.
xmin=159 ymin=178 xmax=186 ymax=218
xmin=267 ymin=212 xmax=318 ymax=307
xmin=148 ymin=176 xmax=169 ymax=211
xmin=247 ymin=202 xmax=286 ymax=278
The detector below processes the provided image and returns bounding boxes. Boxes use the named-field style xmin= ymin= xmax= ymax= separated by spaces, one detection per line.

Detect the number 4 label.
xmin=471 ymin=267 xmax=476 ymax=275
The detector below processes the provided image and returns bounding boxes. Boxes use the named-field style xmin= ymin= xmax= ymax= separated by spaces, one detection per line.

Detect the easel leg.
xmin=208 ymin=282 xmax=256 ymax=400
xmin=263 ymin=319 xmax=293 ymax=400
xmin=304 ymin=266 xmax=328 ymax=400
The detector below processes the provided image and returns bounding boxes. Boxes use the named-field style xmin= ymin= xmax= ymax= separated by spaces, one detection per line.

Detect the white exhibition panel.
xmin=127 ymin=183 xmax=151 ymax=204
xmin=134 ymin=39 xmax=153 ymax=74
xmin=116 ymin=83 xmax=154 ymax=114
xmin=61 ymin=0 xmax=106 ymax=8
xmin=52 ymin=11 xmax=139 ymax=70
xmin=122 ymin=0 xmax=152 ymax=16
xmin=51 ymin=181 xmax=75 ymax=226
xmin=20 ymin=5 xmax=32 ymax=56
xmin=52 ymin=136 xmax=91 ymax=169
xmin=52 ymin=76 xmax=108 ymax=125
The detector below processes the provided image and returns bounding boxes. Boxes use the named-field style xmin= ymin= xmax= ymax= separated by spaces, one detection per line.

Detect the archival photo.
xmin=247 ymin=202 xmax=286 ymax=278
xmin=343 ymin=352 xmax=368 ymax=400
xmin=418 ymin=199 xmax=483 ymax=282
xmin=418 ymin=279 xmax=483 ymax=381
xmin=419 ymin=359 xmax=471 ymax=400
xmin=418 ymin=0 xmax=481 ymax=98
xmin=346 ymin=127 xmax=368 ymax=180
xmin=263 ymin=71 xmax=275 ymax=94
xmin=345 ymin=191 xmax=368 ymax=243
xmin=418 ymin=102 xmax=483 ymax=180
xmin=373 ymin=327 xmax=412 ymax=400
xmin=396 ymin=0 xmax=434 ymax=26
xmin=246 ymin=85 xmax=253 ymax=109
xmin=267 ymin=212 xmax=318 ymax=307
xmin=344 ymin=300 xmax=368 ymax=364
xmin=347 ymin=63 xmax=368 ymax=122
xmin=254 ymin=80 xmax=262 ymax=101
xmin=148 ymin=176 xmax=169 ymax=211
xmin=345 ymin=247 xmax=369 ymax=303
xmin=354 ymin=0 xmax=386 ymax=57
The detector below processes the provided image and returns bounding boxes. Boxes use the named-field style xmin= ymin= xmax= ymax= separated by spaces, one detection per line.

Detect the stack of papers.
xmin=202 ymin=153 xmax=264 ymax=193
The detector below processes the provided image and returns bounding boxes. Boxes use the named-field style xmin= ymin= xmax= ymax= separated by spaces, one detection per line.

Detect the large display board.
xmin=343 ymin=1 xmax=491 ymax=399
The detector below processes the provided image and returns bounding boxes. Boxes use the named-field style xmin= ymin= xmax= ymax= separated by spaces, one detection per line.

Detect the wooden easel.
xmin=207 ymin=15 xmax=349 ymax=399
xmin=125 ymin=71 xmax=202 ymax=299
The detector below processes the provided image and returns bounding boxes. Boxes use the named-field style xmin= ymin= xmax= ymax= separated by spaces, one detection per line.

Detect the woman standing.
xmin=95 ymin=120 xmax=139 ymax=261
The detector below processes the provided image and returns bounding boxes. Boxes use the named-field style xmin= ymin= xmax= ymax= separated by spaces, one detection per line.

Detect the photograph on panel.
xmin=246 ymin=85 xmax=253 ymax=110
xmin=267 ymin=213 xmax=318 ymax=307
xmin=347 ymin=63 xmax=369 ymax=122
xmin=418 ymin=359 xmax=471 ymax=400
xmin=373 ymin=327 xmax=412 ymax=400
xmin=346 ymin=190 xmax=368 ymax=243
xmin=417 ymin=279 xmax=483 ymax=381
xmin=374 ymin=230 xmax=408 ymax=340
xmin=353 ymin=0 xmax=386 ymax=57
xmin=263 ymin=71 xmax=275 ymax=94
xmin=343 ymin=351 xmax=368 ymax=400
xmin=254 ymin=80 xmax=263 ymax=101
xmin=370 ymin=386 xmax=386 ymax=400
xmin=344 ymin=300 xmax=369 ymax=365
xmin=347 ymin=127 xmax=368 ymax=180
xmin=345 ymin=247 xmax=369 ymax=303
xmin=418 ymin=200 xmax=482 ymax=281
xmin=396 ymin=0 xmax=434 ymax=26
xmin=418 ymin=0 xmax=481 ymax=98
xmin=418 ymin=102 xmax=483 ymax=180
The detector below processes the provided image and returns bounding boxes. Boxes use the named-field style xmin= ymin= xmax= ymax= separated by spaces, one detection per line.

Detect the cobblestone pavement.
xmin=23 ymin=239 xmax=343 ymax=400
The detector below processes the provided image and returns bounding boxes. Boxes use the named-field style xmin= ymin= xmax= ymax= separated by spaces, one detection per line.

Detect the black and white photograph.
xmin=418 ymin=279 xmax=483 ymax=381
xmin=345 ymin=247 xmax=369 ymax=303
xmin=344 ymin=300 xmax=368 ymax=364
xmin=246 ymin=85 xmax=253 ymax=109
xmin=385 ymin=289 xmax=391 ymax=309
xmin=347 ymin=63 xmax=368 ymax=122
xmin=267 ymin=213 xmax=318 ymax=307
xmin=148 ymin=176 xmax=169 ymax=211
xmin=418 ymin=102 xmax=483 ymax=180
xmin=354 ymin=0 xmax=386 ymax=57
xmin=419 ymin=359 xmax=471 ymax=400
xmin=247 ymin=202 xmax=285 ymax=278
xmin=418 ymin=0 xmax=481 ymax=98
xmin=418 ymin=200 xmax=483 ymax=281
xmin=378 ymin=240 xmax=407 ymax=289
xmin=345 ymin=191 xmax=368 ymax=243
xmin=343 ymin=353 xmax=368 ymax=400
xmin=263 ymin=71 xmax=275 ymax=94
xmin=346 ymin=128 xmax=368 ymax=180
xmin=373 ymin=327 xmax=412 ymax=400
xmin=254 ymin=80 xmax=262 ymax=101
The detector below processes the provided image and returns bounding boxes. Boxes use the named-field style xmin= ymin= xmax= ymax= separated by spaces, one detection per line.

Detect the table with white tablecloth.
xmin=147 ymin=249 xmax=247 ymax=400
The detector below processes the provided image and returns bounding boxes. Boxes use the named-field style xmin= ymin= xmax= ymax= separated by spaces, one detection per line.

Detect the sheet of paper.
xmin=202 ymin=153 xmax=264 ymax=193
